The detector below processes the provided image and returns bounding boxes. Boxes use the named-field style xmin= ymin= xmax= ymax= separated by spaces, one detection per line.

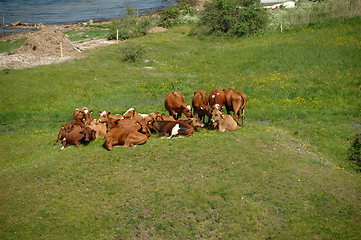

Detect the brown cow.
xmin=107 ymin=118 xmax=151 ymax=139
xmin=210 ymin=109 xmax=238 ymax=132
xmin=59 ymin=126 xmax=96 ymax=151
xmin=72 ymin=107 xmax=94 ymax=126
xmin=208 ymin=88 xmax=226 ymax=112
xmin=192 ymin=90 xmax=212 ymax=124
xmin=164 ymin=92 xmax=192 ymax=120
xmin=225 ymin=88 xmax=247 ymax=127
xmin=97 ymin=111 xmax=123 ymax=124
xmin=122 ymin=108 xmax=148 ymax=122
xmin=53 ymin=123 xmax=81 ymax=145
xmin=177 ymin=116 xmax=205 ymax=131
xmin=148 ymin=120 xmax=195 ymax=138
xmin=104 ymin=128 xmax=148 ymax=150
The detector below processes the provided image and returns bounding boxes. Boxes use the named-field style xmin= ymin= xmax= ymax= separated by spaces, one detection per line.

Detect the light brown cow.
xmin=104 ymin=128 xmax=148 ymax=150
xmin=225 ymin=88 xmax=247 ymax=126
xmin=147 ymin=120 xmax=195 ymax=138
xmin=122 ymin=108 xmax=148 ymax=122
xmin=89 ymin=122 xmax=107 ymax=138
xmin=164 ymin=92 xmax=192 ymax=120
xmin=210 ymin=109 xmax=238 ymax=132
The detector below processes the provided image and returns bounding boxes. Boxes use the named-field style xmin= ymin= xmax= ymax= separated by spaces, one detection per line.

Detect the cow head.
xmin=104 ymin=135 xmax=117 ymax=150
xmin=98 ymin=111 xmax=110 ymax=123
xmin=211 ymin=109 xmax=225 ymax=123
xmin=122 ymin=108 xmax=136 ymax=119
xmin=80 ymin=127 xmax=96 ymax=142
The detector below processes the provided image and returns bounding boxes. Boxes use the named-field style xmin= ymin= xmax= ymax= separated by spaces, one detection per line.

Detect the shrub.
xmin=348 ymin=134 xmax=361 ymax=171
xmin=194 ymin=0 xmax=268 ymax=37
xmin=120 ymin=44 xmax=145 ymax=62
xmin=159 ymin=2 xmax=198 ymax=28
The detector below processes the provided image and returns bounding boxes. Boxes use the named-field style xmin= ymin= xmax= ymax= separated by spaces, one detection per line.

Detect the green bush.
xmin=348 ymin=134 xmax=361 ymax=171
xmin=120 ymin=44 xmax=145 ymax=62
xmin=194 ymin=0 xmax=268 ymax=37
xmin=159 ymin=2 xmax=198 ymax=28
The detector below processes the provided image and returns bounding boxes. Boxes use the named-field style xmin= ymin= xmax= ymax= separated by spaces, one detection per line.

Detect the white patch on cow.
xmin=216 ymin=93 xmax=219 ymax=95
xmin=169 ymin=124 xmax=180 ymax=139
xmin=84 ymin=109 xmax=89 ymax=114
xmin=100 ymin=111 xmax=107 ymax=117
xmin=186 ymin=105 xmax=191 ymax=111
xmin=60 ymin=146 xmax=64 ymax=150
xmin=215 ymin=104 xmax=220 ymax=110
xmin=62 ymin=137 xmax=66 ymax=141
xmin=212 ymin=95 xmax=216 ymax=99
xmin=123 ymin=108 xmax=134 ymax=115
xmin=140 ymin=114 xmax=148 ymax=118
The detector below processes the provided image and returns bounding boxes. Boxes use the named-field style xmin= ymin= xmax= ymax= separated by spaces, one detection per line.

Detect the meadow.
xmin=1 ymin=16 xmax=361 ymax=239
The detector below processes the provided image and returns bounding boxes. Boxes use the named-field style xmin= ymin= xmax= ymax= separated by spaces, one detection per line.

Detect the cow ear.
xmin=90 ymin=110 xmax=93 ymax=114
xmin=79 ymin=131 xmax=84 ymax=134
xmin=115 ymin=119 xmax=121 ymax=124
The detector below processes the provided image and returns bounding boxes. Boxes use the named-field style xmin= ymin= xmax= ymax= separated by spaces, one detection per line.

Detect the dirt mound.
xmin=16 ymin=27 xmax=79 ymax=57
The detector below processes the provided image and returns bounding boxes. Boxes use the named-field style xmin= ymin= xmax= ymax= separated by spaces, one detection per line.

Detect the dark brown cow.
xmin=59 ymin=126 xmax=96 ymax=151
xmin=225 ymin=88 xmax=247 ymax=127
xmin=164 ymin=92 xmax=192 ymax=120
xmin=53 ymin=123 xmax=81 ymax=145
xmin=192 ymin=90 xmax=212 ymax=124
xmin=208 ymin=88 xmax=226 ymax=112
xmin=148 ymin=120 xmax=195 ymax=138
xmin=104 ymin=128 xmax=148 ymax=150
xmin=210 ymin=109 xmax=237 ymax=132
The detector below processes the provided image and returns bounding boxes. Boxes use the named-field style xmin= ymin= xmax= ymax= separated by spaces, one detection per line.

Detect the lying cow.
xmin=225 ymin=88 xmax=247 ymax=127
xmin=122 ymin=108 xmax=148 ymax=122
xmin=177 ymin=116 xmax=205 ymax=131
xmin=89 ymin=122 xmax=107 ymax=138
xmin=210 ymin=109 xmax=238 ymax=132
xmin=54 ymin=123 xmax=81 ymax=145
xmin=98 ymin=111 xmax=123 ymax=124
xmin=164 ymin=92 xmax=192 ymax=120
xmin=59 ymin=126 xmax=96 ymax=151
xmin=72 ymin=107 xmax=94 ymax=126
xmin=104 ymin=128 xmax=148 ymax=150
xmin=148 ymin=120 xmax=195 ymax=138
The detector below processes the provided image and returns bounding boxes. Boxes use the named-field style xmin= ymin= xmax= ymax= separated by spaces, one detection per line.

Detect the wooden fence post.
xmin=60 ymin=42 xmax=63 ymax=58
xmin=281 ymin=22 xmax=283 ymax=33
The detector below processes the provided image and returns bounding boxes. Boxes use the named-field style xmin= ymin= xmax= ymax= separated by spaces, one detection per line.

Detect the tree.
xmin=198 ymin=0 xmax=268 ymax=37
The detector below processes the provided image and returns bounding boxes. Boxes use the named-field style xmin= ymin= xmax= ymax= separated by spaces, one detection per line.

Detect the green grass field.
xmin=1 ymin=16 xmax=361 ymax=239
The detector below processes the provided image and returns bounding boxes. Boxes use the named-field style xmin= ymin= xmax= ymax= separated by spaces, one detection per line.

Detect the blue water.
xmin=0 ymin=0 xmax=178 ymax=26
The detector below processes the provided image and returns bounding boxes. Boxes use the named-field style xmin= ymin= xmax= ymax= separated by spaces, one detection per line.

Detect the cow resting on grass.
xmin=210 ymin=109 xmax=238 ymax=132
xmin=104 ymin=128 xmax=148 ymax=150
xmin=59 ymin=126 xmax=96 ymax=151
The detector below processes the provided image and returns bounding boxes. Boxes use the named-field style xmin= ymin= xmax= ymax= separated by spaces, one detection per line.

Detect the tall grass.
xmin=268 ymin=0 xmax=361 ymax=31
xmin=1 ymin=17 xmax=361 ymax=239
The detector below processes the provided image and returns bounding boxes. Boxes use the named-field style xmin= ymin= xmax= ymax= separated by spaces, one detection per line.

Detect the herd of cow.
xmin=54 ymin=88 xmax=247 ymax=151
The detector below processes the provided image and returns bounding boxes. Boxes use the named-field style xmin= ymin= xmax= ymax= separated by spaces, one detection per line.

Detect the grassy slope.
xmin=1 ymin=19 xmax=361 ymax=239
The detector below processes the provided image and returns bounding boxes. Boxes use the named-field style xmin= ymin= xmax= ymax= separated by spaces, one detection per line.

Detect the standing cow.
xmin=192 ymin=90 xmax=212 ymax=125
xmin=164 ymin=92 xmax=192 ymax=120
xmin=225 ymin=88 xmax=247 ymax=127
xmin=208 ymin=88 xmax=226 ymax=112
